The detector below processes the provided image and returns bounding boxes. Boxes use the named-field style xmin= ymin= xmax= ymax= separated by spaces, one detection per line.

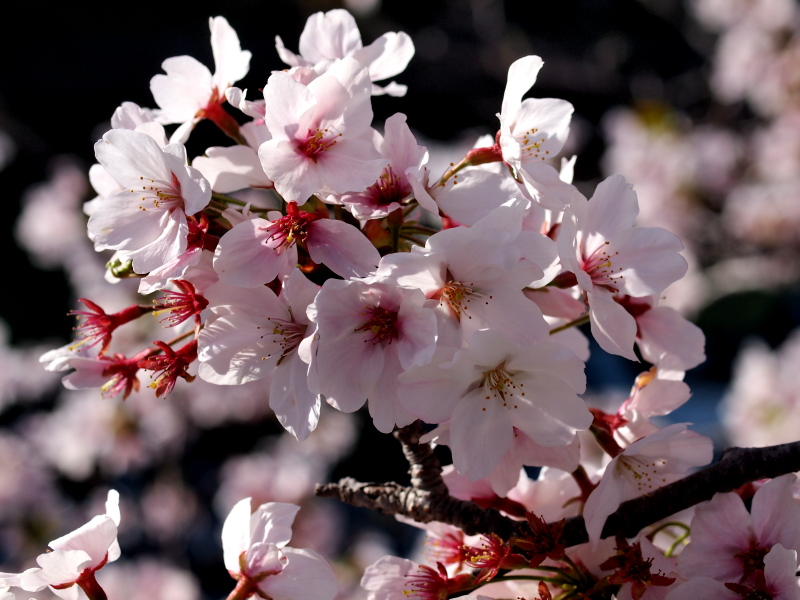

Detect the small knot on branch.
xmin=394 ymin=421 xmax=449 ymax=495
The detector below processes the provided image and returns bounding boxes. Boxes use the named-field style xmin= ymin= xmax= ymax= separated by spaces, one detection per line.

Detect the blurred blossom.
xmin=178 ymin=377 xmax=274 ymax=427
xmin=15 ymin=159 xmax=89 ymax=270
xmin=99 ymin=559 xmax=201 ymax=600
xmin=722 ymin=329 xmax=800 ymax=447
xmin=141 ymin=478 xmax=199 ymax=544
xmin=214 ymin=444 xmax=321 ymax=514
xmin=0 ymin=320 xmax=60 ymax=411
xmin=723 ymin=182 xmax=800 ymax=248
xmin=691 ymin=0 xmax=798 ymax=31
xmin=752 ymin=110 xmax=800 ymax=182
xmin=710 ymin=19 xmax=800 ymax=117
xmin=23 ymin=389 xmax=186 ymax=479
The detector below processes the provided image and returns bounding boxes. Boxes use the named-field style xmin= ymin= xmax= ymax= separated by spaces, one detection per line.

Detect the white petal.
xmin=258 ymin=547 xmax=338 ymax=600
xmin=221 ymin=498 xmax=253 ymax=573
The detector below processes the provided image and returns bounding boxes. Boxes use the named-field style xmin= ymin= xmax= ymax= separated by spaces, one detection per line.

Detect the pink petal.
xmin=307 ymin=219 xmax=380 ymax=278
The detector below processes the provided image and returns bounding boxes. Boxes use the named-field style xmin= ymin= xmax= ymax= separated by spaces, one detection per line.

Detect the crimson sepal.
xmin=152 ymin=280 xmax=209 ymax=328
xmin=138 ymin=340 xmax=198 ymax=397
xmin=511 ymin=513 xmax=567 ymax=567
xmin=599 ymin=537 xmax=675 ymax=600
xmin=70 ymin=299 xmax=152 ymax=355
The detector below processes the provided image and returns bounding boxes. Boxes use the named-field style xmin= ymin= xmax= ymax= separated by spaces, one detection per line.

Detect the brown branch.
xmin=316 ymin=441 xmax=800 ymax=547
xmin=393 ymin=421 xmax=449 ymax=495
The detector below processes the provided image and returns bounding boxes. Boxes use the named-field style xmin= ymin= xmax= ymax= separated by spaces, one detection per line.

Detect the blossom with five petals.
xmin=88 ymin=130 xmax=211 ymax=277
xmin=259 ymin=58 xmax=387 ymax=202
xmin=583 ymin=423 xmax=713 ymax=544
xmin=557 ymin=174 xmax=688 ymax=361
xmin=399 ymin=329 xmax=591 ymax=481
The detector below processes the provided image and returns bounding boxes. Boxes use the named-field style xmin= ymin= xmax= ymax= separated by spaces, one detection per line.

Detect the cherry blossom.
xmin=212 ymin=201 xmax=380 ymax=286
xmin=197 ymin=269 xmax=321 ymax=440
xmin=399 ymin=329 xmax=590 ymax=481
xmin=497 ymin=55 xmax=576 ymax=209
xmin=666 ymin=544 xmax=800 ymax=600
xmin=19 ymin=490 xmax=121 ymax=600
xmin=361 ymin=556 xmax=474 ymax=600
xmin=328 ymin=112 xmax=426 ymax=220
xmin=259 ymin=58 xmax=388 ymax=202
xmin=151 ymin=16 xmax=251 ymax=143
xmin=88 ymin=129 xmax=211 ymax=277
xmin=557 ymin=174 xmax=688 ymax=361
xmin=308 ymin=278 xmax=437 ymax=433
xmin=613 ymin=294 xmax=706 ymax=376
xmin=221 ymin=498 xmax=337 ymax=600
xmin=583 ymin=423 xmax=713 ymax=544
xmin=275 ymin=9 xmax=415 ymax=96
xmin=678 ymin=474 xmax=800 ymax=584
xmin=377 ymin=198 xmax=555 ymax=346
xmin=40 ymin=343 xmax=154 ymax=400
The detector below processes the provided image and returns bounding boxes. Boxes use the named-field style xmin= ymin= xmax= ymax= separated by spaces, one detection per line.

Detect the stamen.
xmin=354 ymin=306 xmax=399 ymax=345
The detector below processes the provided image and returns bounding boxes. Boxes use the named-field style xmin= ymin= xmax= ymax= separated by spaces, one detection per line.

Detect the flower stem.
xmin=549 ymin=313 xmax=590 ymax=335
xmin=226 ymin=576 xmax=260 ymax=600
xmin=76 ymin=571 xmax=108 ymax=600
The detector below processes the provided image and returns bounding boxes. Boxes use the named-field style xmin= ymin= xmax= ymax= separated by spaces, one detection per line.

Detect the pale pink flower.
xmin=212 ymin=201 xmax=380 ymax=286
xmin=399 ymin=329 xmax=590 ymax=481
xmin=497 ymin=55 xmax=576 ymax=209
xmin=377 ymin=198 xmax=555 ymax=346
xmin=88 ymin=129 xmax=211 ymax=277
xmin=308 ymin=278 xmax=437 ymax=433
xmin=615 ymin=295 xmax=706 ymax=376
xmin=197 ymin=270 xmax=321 ymax=440
xmin=613 ymin=369 xmax=693 ymax=446
xmin=678 ymin=474 xmax=800 ymax=584
xmin=722 ymin=330 xmax=800 ymax=447
xmin=221 ymin=498 xmax=338 ymax=600
xmin=667 ymin=543 xmax=800 ymax=600
xmin=583 ymin=423 xmax=713 ymax=544
xmin=361 ymin=556 xmax=462 ymax=600
xmin=192 ymin=144 xmax=273 ymax=194
xmin=151 ymin=16 xmax=251 ymax=143
xmin=19 ymin=491 xmax=121 ymax=600
xmin=405 ymin=153 xmax=522 ymax=225
xmin=557 ymin=174 xmax=688 ymax=361
xmin=275 ymin=9 xmax=414 ymax=96
xmin=258 ymin=59 xmax=388 ymax=202
xmin=361 ymin=556 xmax=417 ymax=600
xmin=328 ymin=112 xmax=426 ymax=219
xmin=429 ymin=423 xmax=581 ymax=497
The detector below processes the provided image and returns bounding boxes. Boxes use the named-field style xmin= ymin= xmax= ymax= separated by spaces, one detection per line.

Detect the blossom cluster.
xmin=12 ymin=6 xmax=798 ymax=600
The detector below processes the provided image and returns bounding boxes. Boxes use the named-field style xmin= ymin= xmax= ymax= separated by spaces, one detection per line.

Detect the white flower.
xmin=88 ymin=130 xmax=211 ymax=276
xmin=151 ymin=16 xmax=251 ymax=143
xmin=399 ymin=329 xmax=590 ymax=481
xmin=583 ymin=424 xmax=713 ymax=544
xmin=275 ymin=9 xmax=414 ymax=96
xmin=221 ymin=498 xmax=338 ymax=600
xmin=497 ymin=55 xmax=576 ymax=209
xmin=557 ymin=174 xmax=688 ymax=361
xmin=19 ymin=490 xmax=121 ymax=600
xmin=309 ymin=278 xmax=438 ymax=433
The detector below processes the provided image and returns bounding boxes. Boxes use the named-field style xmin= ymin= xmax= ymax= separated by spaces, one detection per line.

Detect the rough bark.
xmin=316 ymin=426 xmax=800 ymax=547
